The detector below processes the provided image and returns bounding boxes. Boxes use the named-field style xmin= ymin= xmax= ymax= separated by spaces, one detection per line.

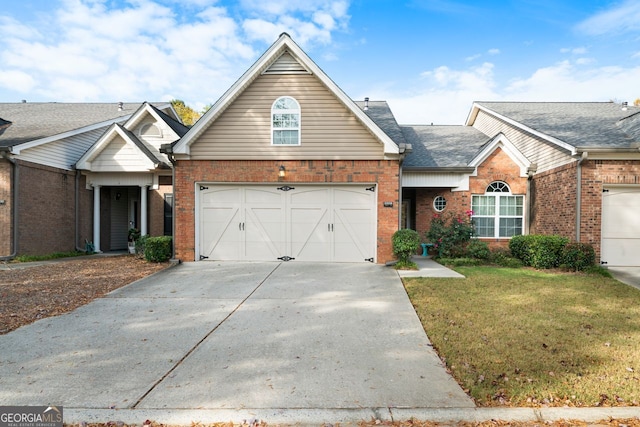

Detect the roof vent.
xmin=622 ymin=101 xmax=628 ymax=111
xmin=364 ymin=97 xmax=369 ymax=111
xmin=118 ymin=102 xmax=124 ymax=111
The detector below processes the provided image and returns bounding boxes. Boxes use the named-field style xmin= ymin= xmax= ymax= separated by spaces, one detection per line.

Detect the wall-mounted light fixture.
xmin=115 ymin=192 xmax=121 ymax=201
xmin=279 ymin=165 xmax=286 ymax=178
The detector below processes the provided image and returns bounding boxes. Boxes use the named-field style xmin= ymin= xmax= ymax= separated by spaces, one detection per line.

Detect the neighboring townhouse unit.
xmin=0 ymin=102 xmax=187 ymax=258
xmin=402 ymin=102 xmax=640 ymax=267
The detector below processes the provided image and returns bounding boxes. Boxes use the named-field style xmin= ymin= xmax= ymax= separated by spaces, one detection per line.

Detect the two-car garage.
xmin=197 ymin=184 xmax=377 ymax=263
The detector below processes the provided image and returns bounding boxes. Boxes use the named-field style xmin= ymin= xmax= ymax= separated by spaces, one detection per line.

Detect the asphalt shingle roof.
xmin=476 ymin=102 xmax=640 ymax=149
xmin=0 ymin=102 xmax=154 ymax=148
xmin=354 ymin=100 xmax=406 ymax=146
xmin=401 ymin=125 xmax=489 ymax=168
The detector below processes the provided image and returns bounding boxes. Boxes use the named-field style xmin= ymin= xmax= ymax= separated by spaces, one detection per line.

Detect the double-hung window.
xmin=471 ymin=181 xmax=524 ymax=238
xmin=272 ymin=96 xmax=300 ymax=145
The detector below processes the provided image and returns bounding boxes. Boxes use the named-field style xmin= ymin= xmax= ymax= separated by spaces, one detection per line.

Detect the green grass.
xmin=404 ymin=266 xmax=640 ymax=407
xmin=13 ymin=251 xmax=87 ymax=262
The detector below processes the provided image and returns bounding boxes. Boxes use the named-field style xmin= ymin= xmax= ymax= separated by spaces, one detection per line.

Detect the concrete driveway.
xmin=0 ymin=261 xmax=473 ymax=422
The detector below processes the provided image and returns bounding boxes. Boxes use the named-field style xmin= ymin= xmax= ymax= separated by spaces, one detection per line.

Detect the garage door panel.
xmin=201 ymin=206 xmax=241 ymax=260
xmin=334 ymin=208 xmax=374 ymax=262
xmin=602 ymin=186 xmax=640 ymax=267
xmin=290 ymin=207 xmax=330 ymax=261
xmin=245 ymin=206 xmax=285 ymax=260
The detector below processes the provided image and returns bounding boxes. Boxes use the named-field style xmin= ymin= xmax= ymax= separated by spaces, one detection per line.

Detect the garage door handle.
xmin=239 ymin=222 xmax=245 ymax=231
xmin=328 ymin=224 xmax=334 ymax=232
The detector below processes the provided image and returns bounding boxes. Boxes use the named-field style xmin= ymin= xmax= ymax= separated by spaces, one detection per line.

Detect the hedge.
xmin=143 ymin=236 xmax=173 ymax=262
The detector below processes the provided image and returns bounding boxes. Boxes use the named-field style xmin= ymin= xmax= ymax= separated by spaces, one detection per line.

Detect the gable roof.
xmin=76 ymin=123 xmax=170 ymax=171
xmin=467 ymin=102 xmax=640 ymax=152
xmin=172 ymin=33 xmax=399 ymax=157
xmin=400 ymin=125 xmax=488 ymax=170
xmin=0 ymin=102 xmax=149 ymax=149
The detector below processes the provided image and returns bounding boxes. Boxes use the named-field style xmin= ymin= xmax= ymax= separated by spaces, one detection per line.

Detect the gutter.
xmin=0 ymin=148 xmax=18 ymax=261
xmin=401 ymin=166 xmax=476 ymax=174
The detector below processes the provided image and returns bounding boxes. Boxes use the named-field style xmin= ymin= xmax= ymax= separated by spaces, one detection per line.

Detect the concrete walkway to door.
xmin=0 ymin=261 xmax=473 ymax=424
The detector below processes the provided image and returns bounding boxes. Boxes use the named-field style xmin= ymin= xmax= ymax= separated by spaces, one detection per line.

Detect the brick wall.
xmin=414 ymin=148 xmax=527 ymax=249
xmin=17 ymin=161 xmax=79 ymax=255
xmin=150 ymin=184 xmax=173 ymax=236
xmin=0 ymin=159 xmax=12 ymax=256
xmin=174 ymin=159 xmax=399 ymax=263
xmin=530 ymin=162 xmax=577 ymax=239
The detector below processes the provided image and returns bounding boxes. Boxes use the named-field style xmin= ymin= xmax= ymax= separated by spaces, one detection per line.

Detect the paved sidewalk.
xmin=396 ymin=256 xmax=465 ymax=278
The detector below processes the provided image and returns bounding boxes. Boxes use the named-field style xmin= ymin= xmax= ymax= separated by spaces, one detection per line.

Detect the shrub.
xmin=509 ymin=234 xmax=569 ymax=269
xmin=489 ymin=247 xmax=523 ymax=268
xmin=562 ymin=242 xmax=596 ymax=271
xmin=392 ymin=229 xmax=421 ymax=264
xmin=425 ymin=211 xmax=475 ymax=258
xmin=466 ymin=239 xmax=490 ymax=260
xmin=437 ymin=257 xmax=484 ymax=267
xmin=143 ymin=236 xmax=172 ymax=262
xmin=134 ymin=234 xmax=149 ymax=258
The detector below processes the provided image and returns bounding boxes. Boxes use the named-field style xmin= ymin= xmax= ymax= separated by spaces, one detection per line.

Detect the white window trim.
xmin=271 ymin=96 xmax=301 ymax=146
xmin=472 ymin=182 xmax=524 ymax=239
xmin=433 ymin=195 xmax=447 ymax=212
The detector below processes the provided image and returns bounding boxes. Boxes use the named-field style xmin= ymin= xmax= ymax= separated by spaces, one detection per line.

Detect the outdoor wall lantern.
xmin=279 ymin=165 xmax=286 ymax=178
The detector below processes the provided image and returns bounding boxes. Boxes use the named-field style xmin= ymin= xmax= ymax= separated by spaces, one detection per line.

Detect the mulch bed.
xmin=0 ymin=255 xmax=169 ymax=334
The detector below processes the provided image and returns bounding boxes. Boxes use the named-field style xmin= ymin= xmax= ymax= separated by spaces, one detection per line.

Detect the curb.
xmin=64 ymin=407 xmax=640 ymax=426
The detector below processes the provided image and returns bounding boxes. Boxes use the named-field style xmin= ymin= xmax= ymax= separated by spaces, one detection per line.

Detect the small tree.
xmin=425 ymin=211 xmax=475 ymax=257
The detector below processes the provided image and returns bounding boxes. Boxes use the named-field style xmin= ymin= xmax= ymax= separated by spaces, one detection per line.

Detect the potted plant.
xmin=127 ymin=228 xmax=140 ymax=254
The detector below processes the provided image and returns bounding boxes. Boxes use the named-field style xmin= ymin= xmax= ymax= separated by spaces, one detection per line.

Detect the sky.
xmin=1 ymin=0 xmax=639 ymax=125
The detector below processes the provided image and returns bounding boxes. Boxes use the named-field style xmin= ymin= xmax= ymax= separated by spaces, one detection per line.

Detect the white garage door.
xmin=601 ymin=186 xmax=640 ymax=267
xmin=198 ymin=184 xmax=376 ymax=262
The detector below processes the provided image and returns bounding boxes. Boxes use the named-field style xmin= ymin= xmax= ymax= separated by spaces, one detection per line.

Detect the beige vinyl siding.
xmin=473 ymin=110 xmax=574 ymax=173
xmin=190 ymin=74 xmax=383 ymax=160
xmin=92 ymin=136 xmax=153 ymax=172
xmin=19 ymin=127 xmax=109 ymax=170
xmin=264 ymin=52 xmax=308 ymax=74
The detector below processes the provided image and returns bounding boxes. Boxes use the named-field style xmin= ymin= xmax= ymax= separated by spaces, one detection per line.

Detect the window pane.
xmin=474 ymin=217 xmax=495 ymax=238
xmin=273 ymin=130 xmax=299 ymax=145
xmin=499 ymin=218 xmax=522 ymax=237
xmin=499 ymin=196 xmax=523 ymax=216
xmin=472 ymin=195 xmax=495 ymax=216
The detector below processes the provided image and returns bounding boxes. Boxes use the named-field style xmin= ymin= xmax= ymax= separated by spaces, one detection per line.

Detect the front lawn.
xmin=404 ymin=267 xmax=640 ymax=407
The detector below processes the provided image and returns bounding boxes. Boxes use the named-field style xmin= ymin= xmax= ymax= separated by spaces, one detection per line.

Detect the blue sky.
xmin=1 ymin=0 xmax=639 ymax=124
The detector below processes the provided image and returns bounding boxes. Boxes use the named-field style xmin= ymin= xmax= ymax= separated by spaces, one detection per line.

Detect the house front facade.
xmin=3 ymin=34 xmax=639 ymax=267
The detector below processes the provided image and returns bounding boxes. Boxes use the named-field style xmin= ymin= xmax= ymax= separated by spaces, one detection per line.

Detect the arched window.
xmin=272 ymin=96 xmax=300 ymax=145
xmin=471 ymin=181 xmax=524 ymax=238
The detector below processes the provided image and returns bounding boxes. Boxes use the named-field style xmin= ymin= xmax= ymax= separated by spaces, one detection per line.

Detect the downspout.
xmin=525 ymin=164 xmax=537 ymax=235
xmin=161 ymin=143 xmax=177 ymax=261
xmin=397 ymin=143 xmax=412 ymax=229
xmin=74 ymin=169 xmax=85 ymax=252
xmin=575 ymin=152 xmax=587 ymax=242
xmin=0 ymin=152 xmax=18 ymax=261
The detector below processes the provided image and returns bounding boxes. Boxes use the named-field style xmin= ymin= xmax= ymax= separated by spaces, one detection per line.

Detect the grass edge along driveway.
xmin=403 ymin=266 xmax=640 ymax=408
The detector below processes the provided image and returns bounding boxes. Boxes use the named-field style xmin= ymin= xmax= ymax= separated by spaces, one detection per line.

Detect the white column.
xmin=93 ymin=185 xmax=101 ymax=252
xmin=140 ymin=185 xmax=148 ymax=236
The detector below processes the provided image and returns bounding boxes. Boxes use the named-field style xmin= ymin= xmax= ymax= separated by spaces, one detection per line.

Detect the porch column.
xmin=140 ymin=185 xmax=148 ymax=236
xmin=93 ymin=185 xmax=101 ymax=252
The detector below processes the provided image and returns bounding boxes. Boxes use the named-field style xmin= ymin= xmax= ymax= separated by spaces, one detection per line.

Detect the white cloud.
xmin=465 ymin=53 xmax=481 ymax=61
xmin=505 ymin=61 xmax=640 ymax=104
xmin=576 ymin=0 xmax=640 ymax=35
xmin=487 ymin=48 xmax=500 ymax=55
xmin=0 ymin=0 xmax=350 ymax=106
xmin=561 ymin=47 xmax=588 ymax=55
